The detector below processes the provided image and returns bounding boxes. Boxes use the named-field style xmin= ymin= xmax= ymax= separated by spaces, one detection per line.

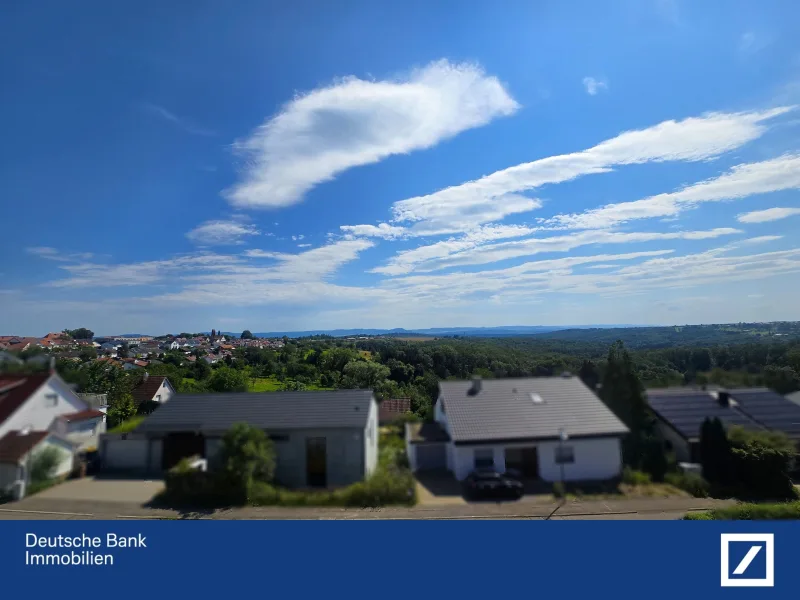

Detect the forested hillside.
xmin=37 ymin=324 xmax=800 ymax=423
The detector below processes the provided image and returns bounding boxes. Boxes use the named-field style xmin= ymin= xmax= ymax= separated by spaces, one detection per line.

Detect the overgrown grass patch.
xmin=684 ymin=501 xmax=800 ymax=520
xmin=108 ymin=415 xmax=145 ymax=433
xmin=665 ymin=471 xmax=710 ymax=498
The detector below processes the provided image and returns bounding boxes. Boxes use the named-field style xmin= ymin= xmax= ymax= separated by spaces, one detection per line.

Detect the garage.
xmin=161 ymin=431 xmax=205 ymax=470
xmin=414 ymin=443 xmax=447 ymax=470
xmin=405 ymin=421 xmax=451 ymax=472
xmin=102 ymin=436 xmax=148 ymax=471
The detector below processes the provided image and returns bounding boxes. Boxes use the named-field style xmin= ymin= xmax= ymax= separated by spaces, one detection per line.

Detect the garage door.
xmin=103 ymin=438 xmax=148 ymax=470
xmin=415 ymin=443 xmax=446 ymax=471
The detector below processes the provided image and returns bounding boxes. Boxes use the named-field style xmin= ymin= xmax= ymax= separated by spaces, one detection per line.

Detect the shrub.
xmin=552 ymin=481 xmax=565 ymax=498
xmin=683 ymin=511 xmax=713 ymax=520
xmin=30 ymin=447 xmax=63 ymax=483
xmin=220 ymin=423 xmax=276 ymax=489
xmin=684 ymin=501 xmax=800 ymax=520
xmin=665 ymin=471 xmax=710 ymax=498
xmin=160 ymin=458 xmax=242 ymax=508
xmin=248 ymin=466 xmax=416 ymax=508
xmin=622 ymin=467 xmax=652 ymax=485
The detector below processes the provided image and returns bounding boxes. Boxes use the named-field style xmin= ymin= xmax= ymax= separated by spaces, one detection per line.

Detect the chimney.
xmin=717 ymin=391 xmax=730 ymax=407
xmin=143 ymin=371 xmax=149 ymax=382
xmin=49 ymin=356 xmax=56 ymax=374
xmin=468 ymin=376 xmax=482 ymax=396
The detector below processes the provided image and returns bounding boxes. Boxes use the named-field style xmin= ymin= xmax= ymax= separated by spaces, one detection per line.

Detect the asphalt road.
xmin=0 ymin=495 xmax=731 ymax=520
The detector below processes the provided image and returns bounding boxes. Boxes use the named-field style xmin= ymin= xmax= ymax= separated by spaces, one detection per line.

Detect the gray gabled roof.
xmin=439 ymin=376 xmax=629 ymax=444
xmin=137 ymin=389 xmax=374 ymax=433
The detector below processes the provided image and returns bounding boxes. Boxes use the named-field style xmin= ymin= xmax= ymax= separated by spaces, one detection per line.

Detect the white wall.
xmin=364 ymin=397 xmax=379 ymax=476
xmin=0 ymin=375 xmax=88 ymax=440
xmin=655 ymin=421 xmax=691 ymax=463
xmin=148 ymin=378 xmax=175 ymax=403
xmin=450 ymin=437 xmax=624 ymax=482
xmin=0 ymin=463 xmax=20 ymax=494
xmin=433 ymin=396 xmax=450 ymax=435
xmin=64 ymin=416 xmax=107 ymax=451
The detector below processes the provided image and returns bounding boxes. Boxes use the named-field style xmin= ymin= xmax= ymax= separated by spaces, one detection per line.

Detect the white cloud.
xmin=141 ymin=103 xmax=215 ymax=136
xmin=374 ymin=227 xmax=741 ymax=275
xmin=26 ymin=247 xmax=93 ymax=262
xmin=185 ymin=219 xmax=261 ymax=245
xmin=390 ymin=107 xmax=793 ymax=234
xmin=738 ymin=235 xmax=783 ymax=244
xmin=739 ymin=31 xmax=772 ymax=55
xmin=291 ymin=235 xmax=305 ymax=241
xmin=340 ymin=223 xmax=408 ymax=239
xmin=223 ymin=59 xmax=519 ymax=209
xmin=47 ymin=254 xmax=240 ymax=288
xmin=582 ymin=76 xmax=608 ymax=96
xmin=297 ymin=243 xmax=312 ymax=248
xmin=550 ymin=154 xmax=800 ymax=229
xmin=737 ymin=207 xmax=800 ymax=223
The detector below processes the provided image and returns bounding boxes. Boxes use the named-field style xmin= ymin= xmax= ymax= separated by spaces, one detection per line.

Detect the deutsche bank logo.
xmin=720 ymin=533 xmax=774 ymax=587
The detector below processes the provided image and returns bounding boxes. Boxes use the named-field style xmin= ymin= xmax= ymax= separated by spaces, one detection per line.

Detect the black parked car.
xmin=463 ymin=470 xmax=524 ymax=501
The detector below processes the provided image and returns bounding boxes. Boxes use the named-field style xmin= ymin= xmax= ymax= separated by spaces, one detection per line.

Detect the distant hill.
xmin=246 ymin=325 xmax=639 ymax=338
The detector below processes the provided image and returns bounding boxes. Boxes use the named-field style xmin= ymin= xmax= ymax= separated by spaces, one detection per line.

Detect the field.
xmin=248 ymin=376 xmax=332 ymax=392
xmin=389 ymin=336 xmax=437 ymax=342
xmin=248 ymin=376 xmax=282 ymax=391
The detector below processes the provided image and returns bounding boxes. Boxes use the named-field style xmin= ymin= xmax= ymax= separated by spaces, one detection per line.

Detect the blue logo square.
xmin=728 ymin=541 xmax=767 ymax=579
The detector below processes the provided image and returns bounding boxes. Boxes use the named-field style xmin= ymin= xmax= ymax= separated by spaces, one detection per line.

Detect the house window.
xmin=554 ymin=446 xmax=575 ymax=464
xmin=156 ymin=395 xmax=161 ymax=402
xmin=44 ymin=394 xmax=58 ymax=407
xmin=474 ymin=448 xmax=494 ymax=469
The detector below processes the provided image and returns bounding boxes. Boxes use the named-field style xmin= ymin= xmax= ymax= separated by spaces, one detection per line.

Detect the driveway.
xmin=4 ymin=475 xmax=164 ymax=515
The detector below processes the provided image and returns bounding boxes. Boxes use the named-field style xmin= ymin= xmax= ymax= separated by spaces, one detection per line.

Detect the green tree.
xmin=762 ymin=365 xmax=800 ymax=394
xmin=280 ymin=380 xmax=308 ymax=391
xmin=64 ymin=327 xmax=94 ymax=340
xmin=600 ymin=341 xmax=652 ymax=467
xmin=578 ymin=359 xmax=600 ymax=390
xmin=219 ymin=423 xmax=277 ymax=500
xmin=117 ymin=343 xmax=130 ymax=359
xmin=340 ymin=360 xmax=391 ymax=389
xmin=240 ymin=330 xmax=254 ymax=339
xmin=207 ymin=366 xmax=249 ymax=392
xmin=600 ymin=341 xmax=649 ymax=434
xmin=79 ymin=346 xmax=97 ymax=361
xmin=107 ymin=391 xmax=137 ymax=428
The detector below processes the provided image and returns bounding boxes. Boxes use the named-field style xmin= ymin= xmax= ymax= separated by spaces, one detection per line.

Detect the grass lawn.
xmin=248 ymin=376 xmax=282 ymax=392
xmin=248 ymin=376 xmax=334 ymax=392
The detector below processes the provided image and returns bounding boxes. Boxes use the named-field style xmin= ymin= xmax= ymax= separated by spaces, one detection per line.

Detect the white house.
xmin=406 ymin=375 xmax=629 ymax=482
xmin=0 ymin=372 xmax=95 ymax=499
xmin=51 ymin=409 xmax=107 ymax=451
xmin=0 ymin=430 xmax=76 ymax=500
xmin=0 ymin=372 xmax=92 ymax=440
xmin=131 ymin=374 xmax=175 ymax=406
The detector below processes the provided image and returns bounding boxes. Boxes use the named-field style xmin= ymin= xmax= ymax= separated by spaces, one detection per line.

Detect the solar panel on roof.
xmin=730 ymin=390 xmax=800 ymax=440
xmin=646 ymin=391 xmax=759 ymax=440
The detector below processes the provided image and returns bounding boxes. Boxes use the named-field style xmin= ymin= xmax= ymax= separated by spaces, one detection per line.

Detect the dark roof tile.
xmin=137 ymin=390 xmax=374 ymax=433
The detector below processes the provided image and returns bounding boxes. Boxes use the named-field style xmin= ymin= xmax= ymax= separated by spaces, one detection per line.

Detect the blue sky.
xmin=2 ymin=0 xmax=800 ymax=335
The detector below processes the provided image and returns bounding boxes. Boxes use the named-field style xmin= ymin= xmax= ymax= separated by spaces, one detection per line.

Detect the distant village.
xmin=0 ymin=329 xmax=291 ymax=370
